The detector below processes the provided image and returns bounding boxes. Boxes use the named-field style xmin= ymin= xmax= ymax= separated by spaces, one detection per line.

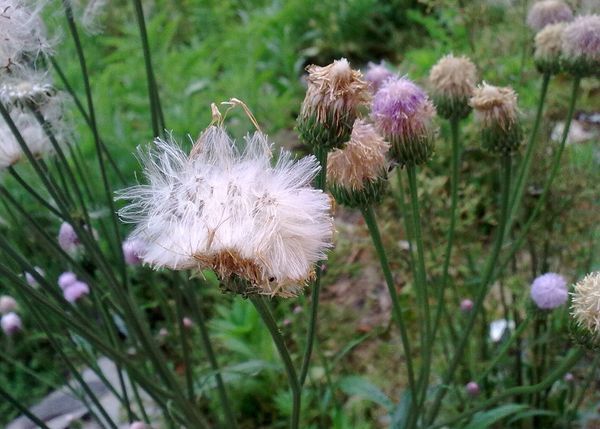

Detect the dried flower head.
xmin=1 ymin=311 xmax=22 ymax=335
xmin=0 ymin=295 xmax=18 ymax=315
xmin=0 ymin=69 xmax=56 ymax=107
xmin=364 ymin=62 xmax=395 ymax=93
xmin=298 ymin=58 xmax=370 ymax=150
xmin=63 ymin=280 xmax=89 ymax=303
xmin=470 ymin=82 xmax=522 ymax=154
xmin=0 ymin=0 xmax=53 ymax=73
xmin=561 ymin=15 xmax=600 ymax=77
xmin=118 ymin=125 xmax=333 ymax=297
xmin=371 ymin=76 xmax=437 ymax=166
xmin=571 ymin=272 xmax=600 ymax=336
xmin=527 ymin=0 xmax=573 ymax=31
xmin=58 ymin=271 xmax=78 ymax=290
xmin=530 ymin=272 xmax=568 ymax=309
xmin=123 ymin=238 xmax=145 ymax=266
xmin=429 ymin=54 xmax=477 ymax=119
xmin=534 ymin=23 xmax=567 ymax=74
xmin=327 ymin=119 xmax=389 ymax=207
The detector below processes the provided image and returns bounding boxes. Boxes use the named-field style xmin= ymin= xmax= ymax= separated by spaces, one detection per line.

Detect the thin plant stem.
xmin=299 ymin=147 xmax=328 ymax=386
xmin=427 ymin=153 xmax=512 ymax=425
xmin=185 ymin=277 xmax=238 ymax=429
xmin=7 ymin=167 xmax=63 ymax=218
xmin=506 ymin=72 xmax=550 ymax=237
xmin=173 ymin=283 xmax=195 ymax=401
xmin=432 ymin=348 xmax=584 ymax=429
xmin=0 ymin=385 xmax=52 ymax=429
xmin=251 ymin=296 xmax=301 ymax=429
xmin=360 ymin=205 xmax=418 ymax=404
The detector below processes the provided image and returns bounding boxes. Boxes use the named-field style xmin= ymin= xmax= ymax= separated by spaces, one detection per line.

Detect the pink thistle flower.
xmin=58 ymin=271 xmax=78 ymax=290
xmin=123 ymin=238 xmax=145 ymax=266
xmin=63 ymin=281 xmax=89 ymax=303
xmin=1 ymin=312 xmax=22 ymax=336
xmin=364 ymin=62 xmax=395 ymax=93
xmin=0 ymin=295 xmax=18 ymax=315
xmin=58 ymin=222 xmax=80 ymax=253
xmin=460 ymin=298 xmax=474 ymax=313
xmin=465 ymin=381 xmax=480 ymax=397
xmin=564 ymin=372 xmax=575 ymax=383
xmin=182 ymin=317 xmax=194 ymax=329
xmin=527 ymin=0 xmax=573 ymax=31
xmin=530 ymin=272 xmax=568 ymax=309
xmin=25 ymin=266 xmax=45 ymax=288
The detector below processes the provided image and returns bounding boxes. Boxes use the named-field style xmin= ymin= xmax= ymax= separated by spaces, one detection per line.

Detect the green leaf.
xmin=463 ymin=404 xmax=529 ymax=429
xmin=391 ymin=390 xmax=412 ymax=429
xmin=338 ymin=376 xmax=394 ymax=411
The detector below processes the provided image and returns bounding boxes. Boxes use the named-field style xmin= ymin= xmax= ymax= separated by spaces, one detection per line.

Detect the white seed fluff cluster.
xmin=118 ymin=126 xmax=333 ymax=297
xmin=0 ymin=0 xmax=52 ymax=72
xmin=571 ymin=272 xmax=600 ymax=336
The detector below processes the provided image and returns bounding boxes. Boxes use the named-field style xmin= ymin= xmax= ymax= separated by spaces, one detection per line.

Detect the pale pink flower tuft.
xmin=63 ymin=281 xmax=89 ymax=303
xmin=0 ymin=295 xmax=18 ymax=315
xmin=460 ymin=299 xmax=474 ymax=313
xmin=123 ymin=238 xmax=145 ymax=266
xmin=58 ymin=222 xmax=80 ymax=253
xmin=58 ymin=272 xmax=78 ymax=290
xmin=1 ymin=312 xmax=22 ymax=335
xmin=466 ymin=381 xmax=480 ymax=397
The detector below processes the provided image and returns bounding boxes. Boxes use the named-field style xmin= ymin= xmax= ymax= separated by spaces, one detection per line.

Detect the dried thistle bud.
xmin=470 ymin=83 xmax=522 ymax=155
xmin=297 ymin=58 xmax=370 ymax=151
xmin=534 ymin=23 xmax=566 ymax=74
xmin=570 ymin=272 xmax=600 ymax=348
xmin=327 ymin=119 xmax=390 ymax=207
xmin=429 ymin=54 xmax=477 ymax=120
xmin=371 ymin=76 xmax=437 ymax=167
xmin=527 ymin=0 xmax=573 ymax=31
xmin=561 ymin=15 xmax=600 ymax=77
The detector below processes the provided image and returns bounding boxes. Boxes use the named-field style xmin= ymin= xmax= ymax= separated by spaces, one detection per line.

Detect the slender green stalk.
xmin=7 ymin=168 xmax=63 ymax=218
xmin=406 ymin=165 xmax=432 ymax=418
xmin=0 ymin=386 xmax=52 ymax=429
xmin=427 ymin=153 xmax=512 ymax=425
xmin=360 ymin=206 xmax=417 ymax=403
xmin=492 ymin=77 xmax=581 ymax=282
xmin=432 ymin=348 xmax=584 ymax=429
xmin=299 ymin=147 xmax=328 ymax=386
xmin=131 ymin=0 xmax=164 ymax=136
xmin=185 ymin=278 xmax=238 ymax=429
xmin=506 ymin=73 xmax=550 ymax=237
xmin=173 ymin=285 xmax=195 ymax=401
xmin=251 ymin=296 xmax=301 ymax=429
xmin=477 ymin=315 xmax=531 ymax=383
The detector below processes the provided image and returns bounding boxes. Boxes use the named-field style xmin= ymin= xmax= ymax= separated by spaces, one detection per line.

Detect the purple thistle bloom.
xmin=1 ymin=312 xmax=22 ymax=336
xmin=123 ymin=238 xmax=145 ymax=266
xmin=58 ymin=271 xmax=78 ymax=290
xmin=58 ymin=222 xmax=80 ymax=253
xmin=364 ymin=62 xmax=395 ymax=93
xmin=466 ymin=381 xmax=480 ymax=397
xmin=371 ymin=76 xmax=435 ymax=138
xmin=0 ymin=295 xmax=18 ymax=315
xmin=460 ymin=298 xmax=474 ymax=313
xmin=63 ymin=281 xmax=90 ymax=303
xmin=530 ymin=272 xmax=568 ymax=309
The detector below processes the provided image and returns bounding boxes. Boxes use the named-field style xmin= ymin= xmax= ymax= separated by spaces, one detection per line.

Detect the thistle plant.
xmin=0 ymin=1 xmax=597 ymax=429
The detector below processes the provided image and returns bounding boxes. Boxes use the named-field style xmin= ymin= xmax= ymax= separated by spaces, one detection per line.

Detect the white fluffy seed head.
xmin=0 ymin=69 xmax=56 ymax=106
xmin=0 ymin=0 xmax=53 ymax=73
xmin=571 ymin=272 xmax=600 ymax=336
xmin=118 ymin=126 xmax=334 ymax=297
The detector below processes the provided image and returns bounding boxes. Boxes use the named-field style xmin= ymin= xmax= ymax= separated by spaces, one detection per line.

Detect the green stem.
xmin=361 ymin=205 xmax=417 ymax=403
xmin=299 ymin=147 xmax=328 ymax=386
xmin=432 ymin=348 xmax=583 ymax=429
xmin=427 ymin=153 xmax=512 ymax=425
xmin=492 ymin=77 xmax=580 ymax=282
xmin=7 ymin=167 xmax=63 ymax=219
xmin=174 ymin=284 xmax=195 ymax=401
xmin=0 ymin=385 xmax=52 ymax=429
xmin=406 ymin=165 xmax=431 ymax=419
xmin=251 ymin=296 xmax=301 ymax=429
xmin=506 ymin=73 xmax=550 ymax=237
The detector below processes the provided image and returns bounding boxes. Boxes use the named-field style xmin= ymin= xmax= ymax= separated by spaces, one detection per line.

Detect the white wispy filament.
xmin=118 ymin=126 xmax=333 ymax=297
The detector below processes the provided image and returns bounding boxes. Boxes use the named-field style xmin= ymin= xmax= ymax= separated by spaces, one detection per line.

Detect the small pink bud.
xmin=25 ymin=267 xmax=45 ymax=288
xmin=63 ymin=281 xmax=89 ymax=303
xmin=158 ymin=328 xmax=169 ymax=338
xmin=564 ymin=372 xmax=575 ymax=383
xmin=1 ymin=312 xmax=22 ymax=335
xmin=0 ymin=295 xmax=18 ymax=315
xmin=58 ymin=272 xmax=78 ymax=290
xmin=466 ymin=381 xmax=480 ymax=397
xmin=58 ymin=222 xmax=80 ymax=253
xmin=129 ymin=422 xmax=148 ymax=429
xmin=293 ymin=306 xmax=303 ymax=314
xmin=123 ymin=239 xmax=145 ymax=266
xmin=182 ymin=317 xmax=194 ymax=329
xmin=283 ymin=318 xmax=292 ymax=326
xmin=460 ymin=299 xmax=474 ymax=313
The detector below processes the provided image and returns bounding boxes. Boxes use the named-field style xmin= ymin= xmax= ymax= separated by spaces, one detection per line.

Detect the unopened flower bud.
xmin=327 ymin=119 xmax=389 ymax=207
xmin=182 ymin=317 xmax=194 ymax=329
xmin=466 ymin=381 xmax=480 ymax=397
xmin=429 ymin=55 xmax=477 ymax=120
xmin=460 ymin=298 xmax=474 ymax=313
xmin=564 ymin=372 xmax=575 ymax=383
xmin=297 ymin=58 xmax=370 ymax=151
xmin=372 ymin=76 xmax=437 ymax=167
xmin=470 ymin=83 xmax=522 ymax=155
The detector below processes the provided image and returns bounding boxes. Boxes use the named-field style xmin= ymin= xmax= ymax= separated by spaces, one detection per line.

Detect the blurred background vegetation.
xmin=1 ymin=0 xmax=598 ymax=427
